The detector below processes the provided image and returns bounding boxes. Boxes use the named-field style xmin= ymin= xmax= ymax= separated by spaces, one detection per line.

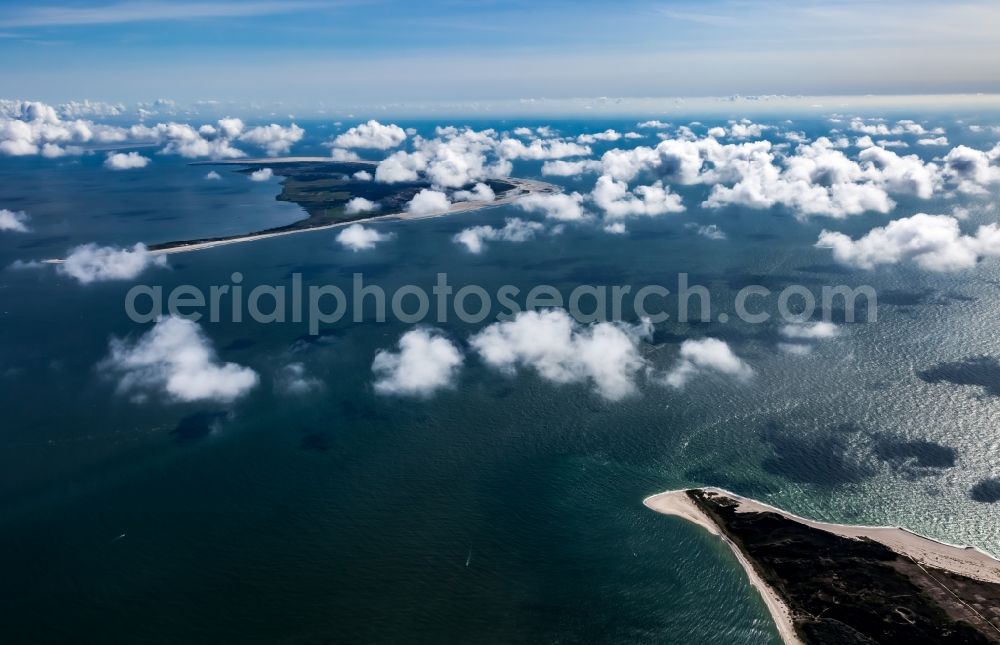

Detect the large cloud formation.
xmin=0 ymin=99 xmax=126 ymax=156
xmin=372 ymin=125 xmax=593 ymax=189
xmin=0 ymin=100 xmax=306 ymax=159
xmin=372 ymin=328 xmax=463 ymax=396
xmin=817 ymin=213 xmax=1000 ymax=272
xmin=369 ymin=314 xmax=753 ymax=401
xmin=376 ymin=127 xmax=513 ymax=188
xmin=6 ymin=102 xmax=999 ymax=224
xmin=58 ymin=243 xmax=167 ymax=284
xmin=469 ymin=309 xmax=651 ymax=401
xmin=588 ymin=130 xmax=998 ymax=219
xmin=104 ymin=316 xmax=259 ymax=403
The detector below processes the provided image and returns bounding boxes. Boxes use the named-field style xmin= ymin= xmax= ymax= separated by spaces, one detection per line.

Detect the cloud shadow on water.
xmin=872 ymin=436 xmax=957 ymax=476
xmin=969 ymin=479 xmax=1000 ymax=503
xmin=917 ymin=356 xmax=1000 ymax=396
xmin=758 ymin=422 xmax=874 ymax=486
xmin=170 ymin=411 xmax=228 ymax=445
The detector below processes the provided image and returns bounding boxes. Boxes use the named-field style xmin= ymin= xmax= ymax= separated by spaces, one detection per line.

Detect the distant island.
xmin=142 ymin=158 xmax=559 ymax=255
xmin=645 ymin=487 xmax=1000 ymax=644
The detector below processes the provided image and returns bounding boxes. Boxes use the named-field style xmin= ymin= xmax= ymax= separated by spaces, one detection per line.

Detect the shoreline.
xmin=41 ymin=172 xmax=558 ymax=261
xmin=643 ymin=490 xmax=804 ymax=645
xmin=147 ymin=176 xmax=557 ymax=257
xmin=644 ymin=487 xmax=1000 ymax=644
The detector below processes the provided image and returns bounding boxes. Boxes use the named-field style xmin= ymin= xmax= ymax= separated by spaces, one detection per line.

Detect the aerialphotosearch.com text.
xmin=124 ymin=272 xmax=878 ymax=335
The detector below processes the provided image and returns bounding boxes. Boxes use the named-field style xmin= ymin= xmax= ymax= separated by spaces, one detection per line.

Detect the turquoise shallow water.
xmin=1 ymin=116 xmax=999 ymax=643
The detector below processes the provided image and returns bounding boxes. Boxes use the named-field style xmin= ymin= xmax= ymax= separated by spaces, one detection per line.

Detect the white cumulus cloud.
xmin=452 ymin=182 xmax=495 ymax=202
xmin=469 ymin=309 xmax=651 ymax=401
xmin=59 ymin=242 xmax=167 ymax=284
xmin=333 ymin=120 xmax=407 ymax=150
xmin=541 ymin=159 xmax=602 ymax=177
xmin=498 ymin=137 xmax=591 ymax=160
xmin=941 ymin=144 xmax=1000 ymax=192
xmin=239 ymin=123 xmax=304 ymax=156
xmin=515 ymin=192 xmax=586 ymax=221
xmin=104 ymin=151 xmax=150 ymax=170
xmin=817 ymin=213 xmax=1000 ymax=272
xmin=727 ymin=120 xmax=769 ymax=139
xmin=591 ymin=175 xmax=685 ymax=219
xmin=344 ymin=197 xmax=379 ymax=215
xmin=336 ymin=224 xmax=392 ymax=251
xmin=374 ymin=127 xmax=514 ymax=188
xmin=661 ymin=337 xmax=753 ymax=388
xmin=917 ymin=136 xmax=949 ymax=146
xmin=103 ymin=316 xmax=259 ymax=403
xmin=0 ymin=208 xmax=30 ymax=232
xmin=249 ymin=167 xmax=273 ymax=182
xmin=0 ymin=99 xmax=128 ymax=157
xmin=372 ymin=328 xmax=463 ymax=397
xmin=577 ymin=129 xmax=622 ymax=144
xmin=406 ymin=189 xmax=451 ymax=215
xmin=453 ymin=217 xmax=545 ymax=253
xmin=779 ymin=322 xmax=840 ymax=339
xmin=330 ymin=148 xmax=361 ymax=161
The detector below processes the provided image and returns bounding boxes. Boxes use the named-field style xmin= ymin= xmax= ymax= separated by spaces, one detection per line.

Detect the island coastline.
xmin=645 ymin=487 xmax=1000 ymax=644
xmin=43 ymin=159 xmax=560 ymax=262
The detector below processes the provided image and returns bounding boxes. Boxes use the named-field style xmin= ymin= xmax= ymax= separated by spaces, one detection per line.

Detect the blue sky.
xmin=1 ymin=0 xmax=998 ymax=106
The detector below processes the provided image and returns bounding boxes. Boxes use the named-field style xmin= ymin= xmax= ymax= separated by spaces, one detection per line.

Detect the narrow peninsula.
xmin=645 ymin=487 xmax=1000 ymax=644
xmin=146 ymin=159 xmax=559 ymax=255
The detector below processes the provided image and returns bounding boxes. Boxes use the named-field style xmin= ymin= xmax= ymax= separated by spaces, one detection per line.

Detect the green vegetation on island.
xmin=148 ymin=161 xmax=519 ymax=252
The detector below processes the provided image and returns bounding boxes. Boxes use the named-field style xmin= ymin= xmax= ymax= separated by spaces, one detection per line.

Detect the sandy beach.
xmin=644 ymin=490 xmax=804 ymax=645
xmin=699 ymin=487 xmax=1000 ymax=584
xmin=147 ymin=176 xmax=556 ymax=257
xmin=644 ymin=487 xmax=1000 ymax=644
